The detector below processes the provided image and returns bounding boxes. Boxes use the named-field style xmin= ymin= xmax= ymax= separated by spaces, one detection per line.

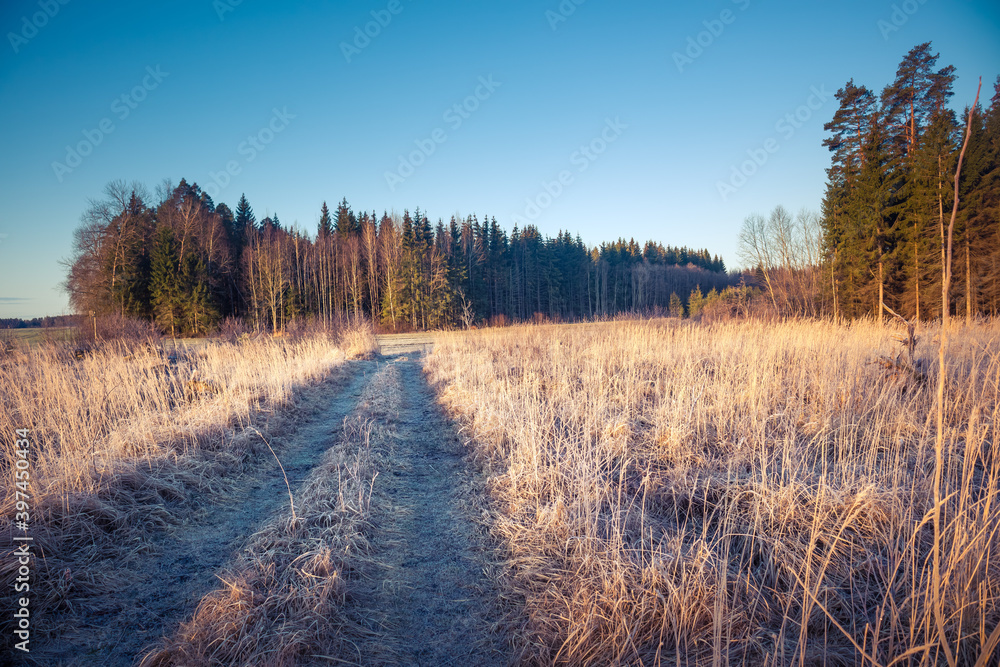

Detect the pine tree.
xmin=881 ymin=42 xmax=954 ymax=163
xmin=882 ymin=43 xmax=956 ymax=319
xmin=907 ymin=103 xmax=958 ymax=318
xmin=822 ymin=80 xmax=879 ymax=318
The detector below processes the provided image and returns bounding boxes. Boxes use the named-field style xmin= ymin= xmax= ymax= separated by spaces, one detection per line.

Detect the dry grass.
xmin=142 ymin=362 xmax=401 ymax=666
xmin=0 ymin=326 xmax=76 ymax=346
xmin=0 ymin=325 xmax=378 ymax=642
xmin=341 ymin=319 xmax=380 ymax=360
xmin=425 ymin=318 xmax=1000 ymax=666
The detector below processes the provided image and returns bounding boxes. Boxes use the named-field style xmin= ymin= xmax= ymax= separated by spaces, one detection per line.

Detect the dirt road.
xmin=376 ymin=332 xmax=439 ymax=356
xmin=352 ymin=351 xmax=506 ymax=666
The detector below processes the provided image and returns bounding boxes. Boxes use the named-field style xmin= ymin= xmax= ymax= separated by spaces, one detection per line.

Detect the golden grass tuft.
xmin=340 ymin=319 xmax=379 ymax=360
xmin=425 ymin=318 xmax=1000 ymax=665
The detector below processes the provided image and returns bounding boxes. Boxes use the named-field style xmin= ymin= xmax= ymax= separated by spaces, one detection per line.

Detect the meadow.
xmin=2 ymin=317 xmax=998 ymax=666
xmin=0 ymin=327 xmax=76 ymax=346
xmin=426 ymin=318 xmax=1000 ymax=665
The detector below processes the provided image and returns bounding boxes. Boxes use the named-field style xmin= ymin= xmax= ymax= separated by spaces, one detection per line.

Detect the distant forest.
xmin=0 ymin=315 xmax=79 ymax=330
xmin=64 ymin=41 xmax=997 ymax=334
xmin=64 ymin=182 xmax=732 ymax=335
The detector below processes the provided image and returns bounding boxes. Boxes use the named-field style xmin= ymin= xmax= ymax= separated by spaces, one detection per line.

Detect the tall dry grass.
xmin=426 ymin=318 xmax=1000 ymax=665
xmin=0 ymin=325 xmax=378 ymax=639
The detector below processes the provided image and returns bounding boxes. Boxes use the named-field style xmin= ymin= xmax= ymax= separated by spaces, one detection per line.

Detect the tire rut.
xmin=29 ymin=360 xmax=380 ymax=667
xmin=356 ymin=354 xmax=506 ymax=666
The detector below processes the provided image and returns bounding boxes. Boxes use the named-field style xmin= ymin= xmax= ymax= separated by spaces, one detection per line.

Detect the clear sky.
xmin=1 ymin=0 xmax=997 ymax=318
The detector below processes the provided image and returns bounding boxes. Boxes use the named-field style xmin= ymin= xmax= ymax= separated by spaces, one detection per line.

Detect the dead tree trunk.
xmin=933 ymin=77 xmax=980 ymax=667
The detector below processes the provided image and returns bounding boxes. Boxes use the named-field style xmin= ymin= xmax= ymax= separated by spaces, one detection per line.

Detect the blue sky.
xmin=1 ymin=0 xmax=997 ymax=318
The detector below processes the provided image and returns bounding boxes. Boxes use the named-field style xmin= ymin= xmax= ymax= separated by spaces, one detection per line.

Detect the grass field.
xmin=0 ymin=325 xmax=223 ymax=350
xmin=3 ymin=318 xmax=997 ymax=665
xmin=426 ymin=318 xmax=1000 ymax=665
xmin=0 ymin=327 xmax=76 ymax=345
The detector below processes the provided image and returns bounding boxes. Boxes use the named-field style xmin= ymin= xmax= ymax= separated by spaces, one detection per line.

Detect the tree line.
xmin=0 ymin=315 xmax=80 ymax=330
xmin=64 ymin=179 xmax=732 ymax=335
xmin=818 ymin=43 xmax=999 ymax=321
xmin=57 ymin=42 xmax=1000 ymax=332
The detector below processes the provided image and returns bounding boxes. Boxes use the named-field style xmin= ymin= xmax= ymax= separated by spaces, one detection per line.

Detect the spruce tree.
xmin=108 ymin=191 xmax=156 ymax=319
xmin=688 ymin=285 xmax=704 ymax=317
xmin=233 ymin=194 xmax=255 ymax=247
xmin=150 ymin=226 xmax=183 ymax=337
xmin=180 ymin=250 xmax=218 ymax=335
xmin=317 ymin=201 xmax=333 ymax=238
xmin=231 ymin=194 xmax=256 ymax=317
xmin=334 ymin=198 xmax=358 ymax=236
xmin=854 ymin=110 xmax=900 ymax=323
xmin=957 ymin=102 xmax=994 ymax=321
xmin=979 ymin=77 xmax=1000 ymax=314
xmin=669 ymin=292 xmax=683 ymax=318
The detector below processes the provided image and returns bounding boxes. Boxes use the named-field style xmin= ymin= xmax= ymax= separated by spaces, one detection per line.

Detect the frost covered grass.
xmin=427 ymin=318 xmax=1000 ymax=665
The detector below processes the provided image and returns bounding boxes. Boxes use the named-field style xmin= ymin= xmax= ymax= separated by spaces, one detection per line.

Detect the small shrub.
xmin=78 ymin=314 xmax=160 ymax=349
